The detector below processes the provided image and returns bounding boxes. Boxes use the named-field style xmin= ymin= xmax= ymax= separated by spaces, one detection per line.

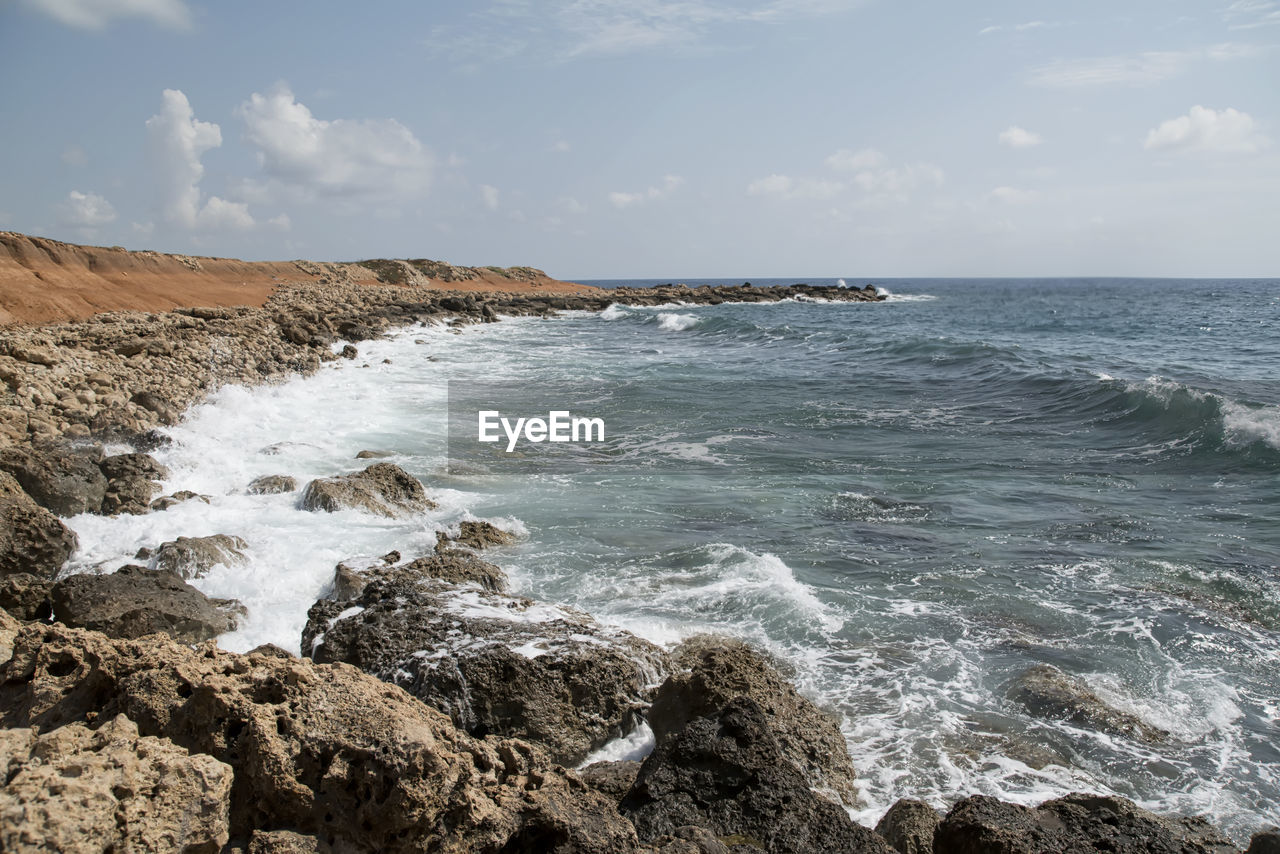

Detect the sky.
xmin=0 ymin=0 xmax=1276 ymax=278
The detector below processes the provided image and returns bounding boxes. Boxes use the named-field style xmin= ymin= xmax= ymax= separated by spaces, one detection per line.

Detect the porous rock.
xmin=436 ymin=520 xmax=519 ymax=551
xmin=581 ymin=760 xmax=642 ymax=804
xmin=875 ymin=798 xmax=941 ymax=854
xmin=0 ymin=444 xmax=106 ymax=516
xmin=0 ymin=572 xmax=54 ymax=620
xmin=300 ymin=462 xmax=436 ymax=517
xmin=99 ymin=452 xmax=169 ymax=516
xmin=248 ymin=474 xmax=298 ymax=495
xmin=647 ymin=634 xmax=858 ymax=805
xmin=0 ymin=622 xmax=641 ymax=853
xmin=0 ymin=471 xmax=78 ymax=579
xmin=51 ymin=564 xmax=241 ymax=643
xmin=153 ymin=533 xmax=248 ymax=579
xmin=0 ymin=714 xmax=233 ymax=854
xmin=620 ymin=697 xmax=892 ymax=854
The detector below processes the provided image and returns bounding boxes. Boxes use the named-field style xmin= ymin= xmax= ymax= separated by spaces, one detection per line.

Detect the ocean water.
xmin=63 ymin=277 xmax=1280 ymax=841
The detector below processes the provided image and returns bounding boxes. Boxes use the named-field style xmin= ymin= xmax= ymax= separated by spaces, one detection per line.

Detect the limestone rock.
xmin=0 ymin=471 xmax=78 ymax=579
xmin=248 ymin=474 xmax=298 ymax=495
xmin=620 ymin=697 xmax=892 ymax=854
xmin=1006 ymin=664 xmax=1168 ymax=743
xmin=0 ymin=572 xmax=54 ymax=620
xmin=437 ymin=520 xmax=519 ymax=551
xmin=299 ymin=462 xmax=436 ymax=517
xmin=99 ymin=452 xmax=169 ymax=516
xmin=875 ymin=799 xmax=941 ymax=854
xmin=1247 ymin=828 xmax=1280 ymax=854
xmin=0 ymin=444 xmax=107 ymax=516
xmin=647 ymin=634 xmax=858 ymax=805
xmin=581 ymin=760 xmax=642 ymax=803
xmin=403 ymin=551 xmax=509 ymax=592
xmin=0 ymin=715 xmax=233 ymax=854
xmin=51 ymin=565 xmax=240 ymax=643
xmin=304 ymin=570 xmax=669 ymax=765
xmin=153 ymin=533 xmax=248 ymax=579
xmin=934 ymin=793 xmax=1238 ymax=854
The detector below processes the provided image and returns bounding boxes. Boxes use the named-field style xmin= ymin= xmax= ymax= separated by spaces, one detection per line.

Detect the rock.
xmin=402 ymin=551 xmax=509 ymax=592
xmin=933 ymin=793 xmax=1237 ymax=854
xmin=437 ymin=520 xmax=519 ymax=551
xmin=581 ymin=760 xmax=642 ymax=803
xmin=647 ymin=826 xmax=731 ymax=854
xmin=0 ymin=444 xmax=107 ymax=516
xmin=99 ymin=452 xmax=169 ymax=516
xmin=647 ymin=634 xmax=858 ymax=805
xmin=304 ymin=571 xmax=669 ymax=765
xmin=1247 ymin=829 xmax=1280 ymax=854
xmin=1006 ymin=664 xmax=1168 ymax=743
xmin=248 ymin=474 xmax=298 ymax=494
xmin=51 ymin=565 xmax=241 ymax=643
xmin=299 ymin=462 xmax=437 ymax=517
xmin=130 ymin=390 xmax=180 ymax=424
xmin=620 ymin=698 xmax=892 ymax=854
xmin=0 ymin=572 xmax=54 ymax=620
xmin=0 ymin=715 xmax=233 ymax=854
xmin=9 ymin=345 xmax=58 ymax=366
xmin=0 ymin=622 xmax=642 ymax=853
xmin=249 ymin=829 xmax=325 ymax=853
xmin=875 ymin=799 xmax=940 ymax=854
xmin=355 ymin=449 xmax=394 ymax=459
xmin=153 ymin=534 xmax=249 ymax=579
xmin=149 ymin=489 xmax=211 ymax=511
xmin=0 ymin=471 xmax=78 ymax=579
xmin=340 ymin=344 xmax=357 ymax=359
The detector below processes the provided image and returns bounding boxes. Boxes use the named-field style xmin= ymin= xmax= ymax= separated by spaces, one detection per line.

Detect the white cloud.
xmin=61 ymin=144 xmax=88 ymax=167
xmin=1144 ymin=105 xmax=1269 ymax=153
xmin=825 ymin=147 xmax=887 ymax=171
xmin=23 ymin=0 xmax=191 ymax=29
xmin=268 ymin=214 xmax=291 ymax=230
xmin=1225 ymin=0 xmax=1280 ymax=29
xmin=987 ymin=186 xmax=1038 ymax=205
xmin=1028 ymin=43 xmax=1260 ymax=87
xmin=747 ymin=174 xmax=794 ymax=196
xmin=237 ymin=85 xmax=432 ymax=200
xmin=850 ymin=162 xmax=944 ymax=195
xmin=999 ymin=126 xmax=1043 ymax=148
xmin=609 ymin=174 xmax=684 ymax=208
xmin=480 ymin=184 xmax=500 ymax=210
xmin=979 ymin=20 xmax=1057 ymax=36
xmin=747 ymin=174 xmax=843 ymax=199
xmin=59 ymin=190 xmax=116 ymax=227
xmin=145 ymin=88 xmax=255 ymax=231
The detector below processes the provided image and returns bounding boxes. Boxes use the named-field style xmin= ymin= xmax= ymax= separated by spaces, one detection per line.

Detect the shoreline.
xmin=0 ymin=238 xmax=1271 ymax=852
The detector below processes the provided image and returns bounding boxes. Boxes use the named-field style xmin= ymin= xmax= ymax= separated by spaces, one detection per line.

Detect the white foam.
xmin=577 ymin=721 xmax=656 ymax=767
xmin=1221 ymin=400 xmax=1280 ymax=449
xmin=657 ymin=312 xmax=699 ymax=331
xmin=600 ymin=303 xmax=629 ymax=321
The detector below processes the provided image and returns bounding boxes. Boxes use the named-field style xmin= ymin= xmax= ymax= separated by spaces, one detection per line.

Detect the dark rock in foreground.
xmin=0 ymin=471 xmax=78 ymax=579
xmin=934 ymin=793 xmax=1238 ymax=854
xmin=0 ymin=572 xmax=53 ymax=621
xmin=1007 ymin=663 xmax=1168 ymax=743
xmin=299 ymin=462 xmax=436 ymax=517
xmin=621 ymin=697 xmax=893 ymax=854
xmin=99 ymin=452 xmax=168 ymax=516
xmin=304 ymin=567 xmax=669 ymax=765
xmin=0 ymin=443 xmax=106 ymax=516
xmin=51 ymin=564 xmax=242 ymax=643
xmin=875 ymin=798 xmax=941 ymax=854
xmin=581 ymin=759 xmax=642 ymax=804
xmin=648 ymin=634 xmax=859 ymax=806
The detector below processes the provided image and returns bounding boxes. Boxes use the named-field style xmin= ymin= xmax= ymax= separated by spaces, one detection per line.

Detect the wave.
xmin=657 ymin=312 xmax=699 ymax=331
xmin=875 ymin=286 xmax=938 ymax=303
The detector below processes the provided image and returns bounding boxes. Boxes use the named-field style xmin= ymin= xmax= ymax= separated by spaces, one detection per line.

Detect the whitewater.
xmin=62 ymin=277 xmax=1280 ymax=843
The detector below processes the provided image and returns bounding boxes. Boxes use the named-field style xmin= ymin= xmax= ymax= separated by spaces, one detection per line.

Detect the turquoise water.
xmin=67 ymin=277 xmax=1280 ymax=840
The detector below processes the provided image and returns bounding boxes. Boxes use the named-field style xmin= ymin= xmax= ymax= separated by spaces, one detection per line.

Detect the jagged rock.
xmin=149 ymin=489 xmax=211 ymax=511
xmin=304 ymin=571 xmax=669 ymax=765
xmin=0 ymin=444 xmax=107 ymax=516
xmin=1247 ymin=828 xmax=1280 ymax=854
xmin=0 ymin=608 xmax=18 ymax=667
xmin=875 ymin=799 xmax=941 ymax=854
xmin=248 ymin=829 xmax=326 ymax=853
xmin=620 ymin=698 xmax=892 ymax=854
xmin=403 ymin=551 xmax=508 ymax=592
xmin=153 ymin=534 xmax=249 ymax=579
xmin=647 ymin=634 xmax=858 ymax=805
xmin=0 ymin=622 xmax=642 ymax=853
xmin=299 ymin=462 xmax=436 ymax=517
xmin=933 ymin=793 xmax=1237 ymax=854
xmin=0 ymin=471 xmax=78 ymax=579
xmin=0 ymin=572 xmax=54 ymax=620
xmin=1006 ymin=664 xmax=1168 ymax=743
xmin=248 ymin=474 xmax=298 ymax=494
xmin=436 ymin=520 xmax=519 ymax=551
xmin=581 ymin=760 xmax=642 ymax=803
xmin=51 ymin=565 xmax=241 ymax=643
xmin=0 ymin=715 xmax=233 ymax=853
xmin=99 ymin=452 xmax=169 ymax=516
xmin=646 ymin=826 xmax=731 ymax=853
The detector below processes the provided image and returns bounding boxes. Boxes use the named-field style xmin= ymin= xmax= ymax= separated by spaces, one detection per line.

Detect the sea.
xmin=64 ymin=277 xmax=1280 ymax=842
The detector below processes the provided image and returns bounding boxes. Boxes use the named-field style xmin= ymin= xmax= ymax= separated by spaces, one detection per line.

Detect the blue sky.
xmin=0 ymin=0 xmax=1276 ymax=277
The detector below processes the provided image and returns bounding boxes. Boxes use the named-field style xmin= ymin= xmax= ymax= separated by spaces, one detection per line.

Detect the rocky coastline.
xmin=1 ymin=242 xmax=1276 ymax=852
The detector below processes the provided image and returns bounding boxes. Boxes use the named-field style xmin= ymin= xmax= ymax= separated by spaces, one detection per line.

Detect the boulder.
xmin=299 ymin=463 xmax=437 ymax=517
xmin=303 ymin=570 xmax=669 ymax=765
xmin=1006 ymin=664 xmax=1168 ymax=743
xmin=647 ymin=634 xmax=858 ymax=805
xmin=0 ymin=572 xmax=54 ymax=620
xmin=248 ymin=829 xmax=326 ymax=853
xmin=1247 ymin=829 xmax=1280 ymax=854
xmin=149 ymin=489 xmax=211 ymax=511
xmin=620 ymin=697 xmax=892 ymax=854
xmin=99 ymin=452 xmax=169 ymax=516
xmin=355 ymin=449 xmax=394 ymax=459
xmin=402 ymin=551 xmax=508 ymax=592
xmin=0 ymin=622 xmax=641 ymax=853
xmin=646 ymin=826 xmax=731 ymax=854
xmin=0 ymin=715 xmax=233 ymax=853
xmin=153 ymin=534 xmax=249 ymax=579
xmin=437 ymin=520 xmax=519 ymax=551
xmin=51 ymin=565 xmax=241 ymax=643
xmin=875 ymin=799 xmax=941 ymax=854
xmin=0 ymin=444 xmax=107 ymax=516
xmin=580 ymin=760 xmax=642 ymax=804
xmin=0 ymin=608 xmax=18 ymax=667
xmin=933 ymin=793 xmax=1237 ymax=854
xmin=248 ymin=474 xmax=298 ymax=495
xmin=0 ymin=471 xmax=78 ymax=579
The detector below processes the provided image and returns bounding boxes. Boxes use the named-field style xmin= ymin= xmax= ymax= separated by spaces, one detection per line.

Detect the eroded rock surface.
xmin=1006 ymin=663 xmax=1168 ymax=743
xmin=875 ymin=798 xmax=941 ymax=854
xmin=0 ymin=470 xmax=77 ymax=579
xmin=152 ymin=533 xmax=248 ymax=579
xmin=51 ymin=564 xmax=241 ymax=643
xmin=0 ymin=443 xmax=106 ymax=516
xmin=300 ymin=462 xmax=436 ymax=517
xmin=437 ymin=520 xmax=519 ymax=551
xmin=248 ymin=474 xmax=297 ymax=495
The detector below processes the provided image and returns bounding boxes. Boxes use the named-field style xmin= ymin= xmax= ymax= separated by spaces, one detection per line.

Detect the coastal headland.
xmin=0 ymin=232 xmax=1272 ymax=853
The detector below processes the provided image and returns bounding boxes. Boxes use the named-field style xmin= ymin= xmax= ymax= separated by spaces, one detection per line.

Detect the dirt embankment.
xmin=0 ymin=231 xmax=593 ymax=326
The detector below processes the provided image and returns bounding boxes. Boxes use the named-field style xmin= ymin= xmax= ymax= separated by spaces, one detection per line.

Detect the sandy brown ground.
xmin=0 ymin=231 xmax=595 ymax=326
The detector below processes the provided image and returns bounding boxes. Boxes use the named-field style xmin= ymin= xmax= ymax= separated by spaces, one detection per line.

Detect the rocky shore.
xmin=1 ymin=236 xmax=1275 ymax=852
